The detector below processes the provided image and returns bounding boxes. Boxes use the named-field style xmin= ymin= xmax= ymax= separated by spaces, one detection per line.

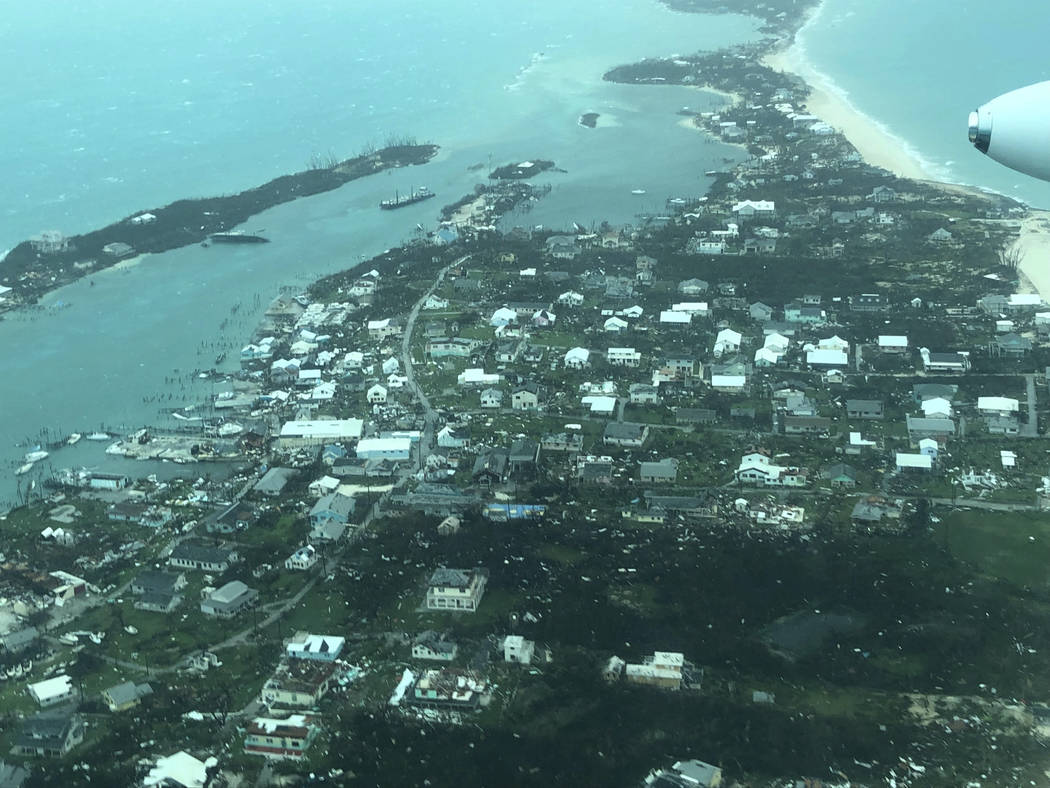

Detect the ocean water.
xmin=0 ymin=0 xmax=755 ymax=251
xmin=797 ymin=0 xmax=1050 ymax=208
xmin=0 ymin=1 xmax=759 ymax=508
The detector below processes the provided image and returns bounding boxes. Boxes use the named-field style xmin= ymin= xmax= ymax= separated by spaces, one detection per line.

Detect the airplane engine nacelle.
xmin=970 ymin=80 xmax=1050 ymax=182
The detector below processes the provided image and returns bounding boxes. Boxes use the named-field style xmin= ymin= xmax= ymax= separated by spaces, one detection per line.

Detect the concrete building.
xmin=603 ymin=422 xmax=650 ymax=448
xmin=607 ymin=347 xmax=642 ymax=367
xmin=284 ymin=545 xmax=318 ymax=571
xmin=503 ymin=635 xmax=536 ymax=665
xmin=278 ymin=419 xmax=364 ymax=449
xmin=168 ymin=544 xmax=238 ymax=573
xmin=639 ymin=458 xmax=679 ymax=484
xmin=625 ymin=651 xmax=684 ymax=690
xmin=261 ymin=661 xmax=339 ymax=710
xmin=846 ymin=399 xmax=883 ymax=419
xmin=12 ymin=714 xmax=84 ymax=758
xmin=412 ymin=633 xmax=458 ymax=662
xmin=200 ymin=581 xmax=258 ymax=618
xmin=309 ymin=493 xmax=355 ymax=526
xmin=356 ymin=437 xmax=412 ymax=461
xmin=102 ymin=681 xmax=153 ymax=712
xmin=424 ymin=568 xmax=488 ymax=613
xmin=286 ymin=634 xmax=345 ymax=662
xmin=244 ymin=714 xmax=319 ymax=760
xmin=27 ymin=676 xmax=75 ymax=708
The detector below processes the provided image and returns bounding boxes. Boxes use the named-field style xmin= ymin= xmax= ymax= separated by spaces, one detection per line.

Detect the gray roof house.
xmin=845 ymin=399 xmax=883 ymax=419
xmin=749 ymin=302 xmax=774 ymax=321
xmin=0 ymin=760 xmax=29 ymax=788
xmin=309 ymin=493 xmax=356 ymax=526
xmin=509 ymin=438 xmax=539 ymax=474
xmin=253 ymin=467 xmax=298 ymax=496
xmin=638 ymin=458 xmax=679 ymax=483
xmin=200 ymin=581 xmax=258 ymax=618
xmin=603 ymin=422 xmax=650 ymax=448
xmin=12 ymin=713 xmax=84 ymax=758
xmin=0 ymin=627 xmax=38 ymax=654
xmin=102 ymin=681 xmax=153 ymax=712
xmin=906 ymin=415 xmax=956 ymax=446
xmin=472 ymin=449 xmax=509 ymax=485
xmin=168 ymin=544 xmax=238 ymax=572
xmin=131 ymin=570 xmax=186 ymax=596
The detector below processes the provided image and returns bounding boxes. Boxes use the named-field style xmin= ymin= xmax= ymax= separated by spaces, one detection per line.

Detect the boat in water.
xmin=15 ymin=462 xmax=33 ymax=475
xmin=86 ymin=432 xmax=110 ymax=441
xmin=24 ymin=450 xmax=48 ymax=464
xmin=631 ymin=188 xmax=646 ymax=195
xmin=209 ymin=231 xmax=269 ymax=244
xmin=67 ymin=433 xmax=82 ymax=445
xmin=380 ymin=186 xmax=434 ymax=210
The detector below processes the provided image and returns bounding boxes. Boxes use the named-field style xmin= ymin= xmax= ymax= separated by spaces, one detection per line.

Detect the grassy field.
xmin=934 ymin=509 xmax=1050 ymax=588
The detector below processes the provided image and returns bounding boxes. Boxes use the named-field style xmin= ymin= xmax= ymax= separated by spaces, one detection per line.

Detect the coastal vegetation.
xmin=0 ymin=143 xmax=438 ymax=304
xmin=488 ymin=160 xmax=556 ymax=180
xmin=6 ymin=0 xmax=1050 ymax=785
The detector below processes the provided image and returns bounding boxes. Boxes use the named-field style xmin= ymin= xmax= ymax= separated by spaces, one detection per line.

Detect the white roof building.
xmin=564 ymin=347 xmax=591 ymax=367
xmin=143 ymin=752 xmax=212 ymax=788
xmin=1009 ymin=293 xmax=1043 ymax=308
xmin=660 ymin=310 xmax=692 ymax=324
xmin=490 ymin=307 xmax=517 ymax=326
xmin=458 ymin=368 xmax=501 ymax=386
xmin=817 ymin=335 xmax=850 ymax=353
xmin=309 ymin=382 xmax=337 ymax=401
xmin=896 ymin=452 xmax=932 ymax=471
xmin=764 ymin=332 xmax=790 ymax=352
xmin=732 ymin=199 xmax=775 ymax=214
xmin=850 ymin=432 xmax=876 ymax=446
xmin=806 ymin=348 xmax=848 ymax=367
xmin=604 ymin=317 xmax=629 ymax=332
xmin=711 ymin=374 xmax=746 ymax=390
xmin=286 ymin=634 xmax=346 ymax=660
xmin=279 ymin=419 xmax=364 ymax=446
xmin=27 ymin=674 xmax=74 ymax=707
xmin=921 ymin=397 xmax=952 ymax=419
xmin=671 ymin=302 xmax=709 ymax=315
xmin=754 ymin=347 xmax=781 ymax=365
xmin=977 ymin=396 xmax=1019 ymax=414
xmin=581 ymin=395 xmax=617 ymax=415
xmin=878 ymin=335 xmax=908 ymax=350
xmin=713 ymin=328 xmax=742 ymax=357
xmin=356 ymin=437 xmax=413 ymax=460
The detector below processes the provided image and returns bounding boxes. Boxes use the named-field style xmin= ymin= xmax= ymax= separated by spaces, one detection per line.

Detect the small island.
xmin=578 ymin=112 xmax=601 ymax=128
xmin=1 ymin=143 xmax=438 ymax=303
xmin=488 ymin=159 xmax=556 ymax=180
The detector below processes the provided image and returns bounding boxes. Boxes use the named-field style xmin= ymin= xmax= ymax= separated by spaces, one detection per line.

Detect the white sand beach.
xmin=1012 ymin=211 xmax=1050 ymax=298
xmin=762 ymin=47 xmax=931 ymax=181
xmin=760 ymin=11 xmax=1050 ymax=302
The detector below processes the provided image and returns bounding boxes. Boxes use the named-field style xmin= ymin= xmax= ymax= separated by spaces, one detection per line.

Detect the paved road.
xmin=400 ymin=254 xmax=471 ymax=465
xmin=1023 ymin=373 xmax=1039 ymax=437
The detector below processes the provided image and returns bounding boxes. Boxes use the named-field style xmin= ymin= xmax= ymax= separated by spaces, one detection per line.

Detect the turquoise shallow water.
xmin=0 ymin=2 xmax=759 ymax=507
xmin=797 ymin=0 xmax=1050 ymax=207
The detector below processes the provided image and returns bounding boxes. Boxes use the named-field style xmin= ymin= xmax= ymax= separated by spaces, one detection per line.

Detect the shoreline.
xmin=759 ymin=1 xmax=1050 ymax=301
xmin=0 ymin=143 xmax=439 ymax=308
xmin=760 ymin=1 xmax=932 ymax=182
xmin=1012 ymin=210 xmax=1050 ymax=299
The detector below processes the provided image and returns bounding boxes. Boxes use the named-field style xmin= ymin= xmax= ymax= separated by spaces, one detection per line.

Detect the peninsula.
xmin=0 ymin=143 xmax=438 ymax=304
